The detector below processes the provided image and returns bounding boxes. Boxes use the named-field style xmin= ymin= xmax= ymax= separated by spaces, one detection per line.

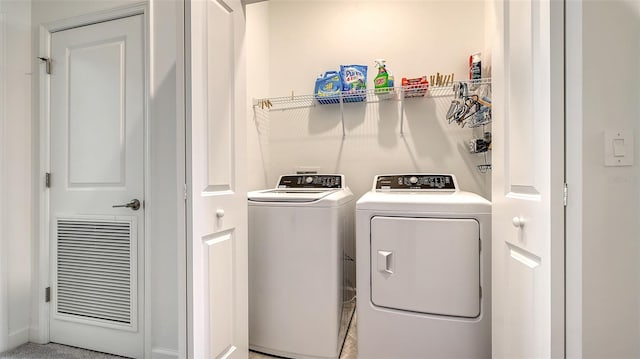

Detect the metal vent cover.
xmin=55 ymin=218 xmax=136 ymax=327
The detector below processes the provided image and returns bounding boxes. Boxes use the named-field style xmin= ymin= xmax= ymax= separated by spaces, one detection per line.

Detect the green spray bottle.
xmin=374 ymin=59 xmax=394 ymax=93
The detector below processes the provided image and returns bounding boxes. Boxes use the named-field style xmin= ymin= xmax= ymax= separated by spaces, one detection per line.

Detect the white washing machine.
xmin=248 ymin=174 xmax=355 ymax=359
xmin=356 ymin=174 xmax=491 ymax=359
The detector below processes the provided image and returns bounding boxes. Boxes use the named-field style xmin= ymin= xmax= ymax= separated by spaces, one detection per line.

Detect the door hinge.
xmin=45 ymin=287 xmax=51 ymax=302
xmin=480 ymin=286 xmax=482 ymax=299
xmin=38 ymin=57 xmax=51 ymax=75
xmin=45 ymin=172 xmax=51 ymax=188
xmin=183 ymin=184 xmax=187 ymax=200
xmin=479 ymin=237 xmax=482 ymax=252
xmin=563 ymin=182 xmax=568 ymax=207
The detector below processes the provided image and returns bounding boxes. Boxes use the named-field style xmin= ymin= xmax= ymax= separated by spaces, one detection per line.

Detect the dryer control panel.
xmin=277 ymin=174 xmax=344 ymax=189
xmin=374 ymin=174 xmax=457 ymax=191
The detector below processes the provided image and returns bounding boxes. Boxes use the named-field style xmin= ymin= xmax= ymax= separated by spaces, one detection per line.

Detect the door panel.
xmin=68 ymin=41 xmax=126 ymax=186
xmin=370 ymin=216 xmax=480 ymax=318
xmin=506 ymin=0 xmax=534 ymax=187
xmin=208 ymin=232 xmax=235 ymax=357
xmin=492 ymin=0 xmax=564 ymax=358
xmin=187 ymin=0 xmax=248 ymax=357
xmin=206 ymin=0 xmax=234 ymax=190
xmin=49 ymin=14 xmax=144 ymax=358
xmin=503 ymin=245 xmax=536 ymax=357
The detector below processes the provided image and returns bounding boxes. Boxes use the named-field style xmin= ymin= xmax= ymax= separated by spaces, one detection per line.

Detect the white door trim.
xmin=174 ymin=2 xmax=187 ymax=357
xmin=565 ymin=0 xmax=583 ymax=357
xmin=35 ymin=4 xmax=151 ymax=356
xmin=0 ymin=8 xmax=8 ymax=352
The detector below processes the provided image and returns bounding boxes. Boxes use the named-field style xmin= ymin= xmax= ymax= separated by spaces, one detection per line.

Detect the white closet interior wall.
xmin=246 ymin=0 xmax=491 ymax=200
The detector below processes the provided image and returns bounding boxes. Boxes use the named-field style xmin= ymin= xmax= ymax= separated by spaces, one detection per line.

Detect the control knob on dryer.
xmin=409 ymin=176 xmax=419 ymax=185
xmin=305 ymin=176 xmax=314 ymax=184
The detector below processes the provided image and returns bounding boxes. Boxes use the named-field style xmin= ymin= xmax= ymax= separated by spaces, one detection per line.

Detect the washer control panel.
xmin=374 ymin=174 xmax=457 ymax=191
xmin=277 ymin=174 xmax=344 ymax=189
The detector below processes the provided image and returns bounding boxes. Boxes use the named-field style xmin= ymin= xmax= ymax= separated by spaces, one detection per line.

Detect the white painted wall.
xmin=246 ymin=0 xmax=491 ymax=200
xmin=582 ymin=1 xmax=640 ymax=356
xmin=29 ymin=1 xmax=184 ymax=357
xmin=0 ymin=6 xmax=5 ymax=351
xmin=565 ymin=1 xmax=583 ymax=357
xmin=246 ymin=1 xmax=270 ymax=191
xmin=567 ymin=1 xmax=640 ymax=357
xmin=0 ymin=0 xmax=33 ymax=352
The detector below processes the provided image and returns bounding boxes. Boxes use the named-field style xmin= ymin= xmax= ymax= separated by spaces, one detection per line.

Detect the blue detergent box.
xmin=314 ymin=71 xmax=342 ymax=104
xmin=340 ymin=64 xmax=368 ymax=102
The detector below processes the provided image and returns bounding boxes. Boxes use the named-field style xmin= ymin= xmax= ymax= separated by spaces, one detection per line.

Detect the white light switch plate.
xmin=605 ymin=130 xmax=633 ymax=166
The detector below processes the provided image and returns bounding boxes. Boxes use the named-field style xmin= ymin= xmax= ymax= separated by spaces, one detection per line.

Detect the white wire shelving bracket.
xmin=252 ymin=78 xmax=492 ymax=137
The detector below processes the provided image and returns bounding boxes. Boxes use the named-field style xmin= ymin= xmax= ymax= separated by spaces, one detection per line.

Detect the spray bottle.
xmin=374 ymin=59 xmax=394 ymax=93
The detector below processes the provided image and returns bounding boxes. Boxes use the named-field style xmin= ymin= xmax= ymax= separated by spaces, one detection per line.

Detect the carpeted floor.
xmin=0 ymin=343 xmax=126 ymax=359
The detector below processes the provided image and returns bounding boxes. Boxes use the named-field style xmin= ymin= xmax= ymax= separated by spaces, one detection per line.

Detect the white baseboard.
xmin=28 ymin=326 xmax=48 ymax=344
xmin=152 ymin=347 xmax=179 ymax=359
xmin=8 ymin=327 xmax=29 ymax=349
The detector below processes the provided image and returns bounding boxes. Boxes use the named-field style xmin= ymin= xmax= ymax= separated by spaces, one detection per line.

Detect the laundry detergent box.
xmin=314 ymin=71 xmax=342 ymax=104
xmin=340 ymin=64 xmax=368 ymax=102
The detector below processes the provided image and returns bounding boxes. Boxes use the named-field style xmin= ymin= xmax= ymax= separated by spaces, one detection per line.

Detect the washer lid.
xmin=248 ymin=189 xmax=339 ymax=203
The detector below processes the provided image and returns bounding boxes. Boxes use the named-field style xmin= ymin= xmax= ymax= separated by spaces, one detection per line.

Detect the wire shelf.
xmin=475 ymin=150 xmax=492 ymax=174
xmin=466 ymin=115 xmax=492 ymax=128
xmin=253 ymin=78 xmax=492 ymax=111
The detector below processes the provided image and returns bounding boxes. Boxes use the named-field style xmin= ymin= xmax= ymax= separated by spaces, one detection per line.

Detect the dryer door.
xmin=370 ymin=216 xmax=480 ymax=318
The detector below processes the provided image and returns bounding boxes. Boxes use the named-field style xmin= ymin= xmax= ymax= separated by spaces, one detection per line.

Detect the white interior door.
xmin=186 ymin=0 xmax=248 ymax=357
xmin=492 ymin=0 xmax=565 ymax=358
xmin=49 ymin=15 xmax=145 ymax=358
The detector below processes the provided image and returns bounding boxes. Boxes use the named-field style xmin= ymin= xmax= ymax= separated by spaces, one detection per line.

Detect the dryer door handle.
xmin=377 ymin=250 xmax=394 ymax=275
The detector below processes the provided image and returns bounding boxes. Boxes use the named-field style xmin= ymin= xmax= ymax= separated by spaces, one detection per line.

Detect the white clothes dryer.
xmin=248 ymin=174 xmax=355 ymax=359
xmin=356 ymin=174 xmax=491 ymax=359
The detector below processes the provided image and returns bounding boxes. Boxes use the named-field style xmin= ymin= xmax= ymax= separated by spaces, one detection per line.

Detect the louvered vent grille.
xmin=56 ymin=219 xmax=133 ymax=325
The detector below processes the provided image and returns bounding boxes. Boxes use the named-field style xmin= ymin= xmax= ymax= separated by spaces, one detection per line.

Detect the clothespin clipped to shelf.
xmin=257 ymin=99 xmax=273 ymax=109
xmin=429 ymin=72 xmax=455 ymax=87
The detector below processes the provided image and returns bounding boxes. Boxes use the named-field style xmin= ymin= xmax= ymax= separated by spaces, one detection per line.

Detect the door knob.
xmin=512 ymin=216 xmax=525 ymax=228
xmin=113 ymin=199 xmax=141 ymax=211
xmin=216 ymin=209 xmax=225 ymax=218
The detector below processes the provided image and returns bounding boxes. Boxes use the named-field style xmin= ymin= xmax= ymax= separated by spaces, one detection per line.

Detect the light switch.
xmin=613 ymin=138 xmax=626 ymax=157
xmin=605 ymin=130 xmax=633 ymax=166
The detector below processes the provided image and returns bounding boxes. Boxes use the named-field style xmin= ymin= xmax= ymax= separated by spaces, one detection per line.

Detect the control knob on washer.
xmin=305 ymin=176 xmax=314 ymax=184
xmin=409 ymin=176 xmax=419 ymax=185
